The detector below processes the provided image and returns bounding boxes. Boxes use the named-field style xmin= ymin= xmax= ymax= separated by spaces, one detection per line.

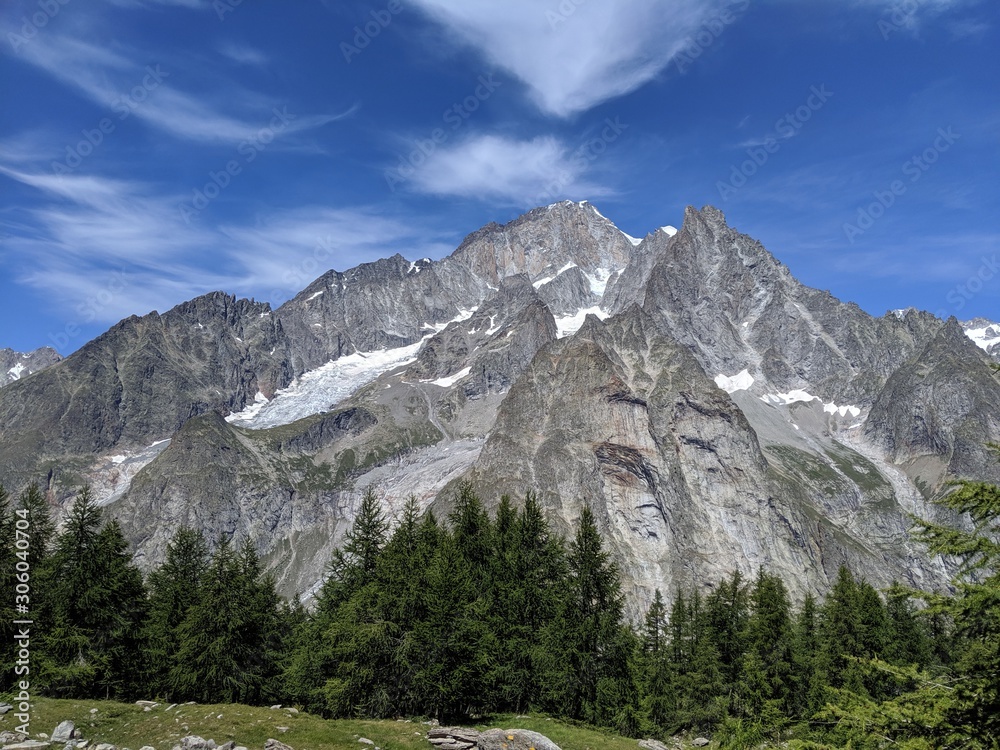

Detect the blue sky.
xmin=1 ymin=0 xmax=997 ymax=354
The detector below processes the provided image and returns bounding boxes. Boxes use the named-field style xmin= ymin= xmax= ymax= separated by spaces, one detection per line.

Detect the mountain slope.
xmin=0 ymin=201 xmax=997 ymax=611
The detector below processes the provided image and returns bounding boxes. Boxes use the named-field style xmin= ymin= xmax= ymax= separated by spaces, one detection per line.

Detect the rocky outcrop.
xmin=427 ymin=728 xmax=560 ymax=750
xmin=0 ymin=347 xmax=60 ymax=387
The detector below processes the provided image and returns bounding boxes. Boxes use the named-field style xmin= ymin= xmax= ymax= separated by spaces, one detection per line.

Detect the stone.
xmin=284 ymin=709 xmax=298 ymax=715
xmin=93 ymin=744 xmax=116 ymax=750
xmin=478 ymin=729 xmax=562 ymax=750
xmin=217 ymin=743 xmax=235 ymax=750
xmin=638 ymin=741 xmax=669 ymax=750
xmin=0 ymin=705 xmax=12 ymax=716
xmin=139 ymin=746 xmax=156 ymax=750
xmin=692 ymin=739 xmax=710 ymax=748
xmin=2 ymin=743 xmax=51 ymax=750
xmin=358 ymin=741 xmax=374 ymax=747
xmin=180 ymin=737 xmax=210 ymax=750
xmin=264 ymin=740 xmax=293 ymax=750
xmin=0 ymin=733 xmax=28 ymax=745
xmin=135 ymin=702 xmax=157 ymax=708
xmin=425 ymin=727 xmax=479 ymax=750
xmin=51 ymin=724 xmax=74 ymax=744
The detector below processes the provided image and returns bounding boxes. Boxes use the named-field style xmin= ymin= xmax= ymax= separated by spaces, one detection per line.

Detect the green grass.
xmin=1 ymin=699 xmax=659 ymax=750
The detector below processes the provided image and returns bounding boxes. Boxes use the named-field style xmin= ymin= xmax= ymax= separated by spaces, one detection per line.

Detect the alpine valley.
xmin=3 ymin=202 xmax=999 ymax=614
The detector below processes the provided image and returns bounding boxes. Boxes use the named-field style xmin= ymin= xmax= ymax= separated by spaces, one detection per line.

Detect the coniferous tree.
xmin=35 ymin=487 xmax=147 ymax=699
xmin=543 ymin=505 xmax=636 ymax=728
xmin=816 ymin=453 xmax=1000 ymax=747
xmin=639 ymin=589 xmax=672 ymax=737
xmin=408 ymin=533 xmax=490 ymax=720
xmin=706 ymin=569 xmax=749 ymax=689
xmin=18 ymin=483 xmax=53 ymax=573
xmin=145 ymin=527 xmax=210 ymax=698
xmin=790 ymin=593 xmax=826 ymax=719
xmin=171 ymin=536 xmax=280 ymax=704
xmin=322 ymin=486 xmax=389 ymax=608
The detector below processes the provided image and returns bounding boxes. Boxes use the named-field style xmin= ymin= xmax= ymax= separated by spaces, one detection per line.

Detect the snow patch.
xmin=715 ymin=370 xmax=755 ymax=393
xmin=760 ymin=390 xmax=863 ymax=419
xmin=824 ymin=402 xmax=862 ymax=418
xmin=622 ymin=232 xmax=643 ymax=247
xmin=229 ymin=340 xmax=427 ymax=429
xmin=555 ymin=306 xmax=608 ymax=338
xmin=225 ymin=391 xmax=270 ymax=423
xmin=761 ymin=390 xmax=816 ymax=406
xmin=305 ymin=290 xmax=324 ymax=302
xmin=584 ymin=268 xmax=616 ymax=296
xmin=659 ymin=225 xmax=678 ymax=236
xmin=426 ymin=366 xmax=471 ymax=388
xmin=7 ymin=362 xmax=26 ymax=380
xmin=964 ymin=324 xmax=1000 ymax=351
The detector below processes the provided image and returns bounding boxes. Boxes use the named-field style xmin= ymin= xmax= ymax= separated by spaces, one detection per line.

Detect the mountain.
xmin=1 ymin=201 xmax=998 ymax=614
xmin=963 ymin=317 xmax=1000 ymax=359
xmin=0 ymin=347 xmax=61 ymax=387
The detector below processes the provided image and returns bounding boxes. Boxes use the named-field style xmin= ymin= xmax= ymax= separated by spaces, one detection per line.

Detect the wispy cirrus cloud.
xmin=10 ymin=33 xmax=352 ymax=144
xmin=410 ymin=0 xmax=731 ymax=117
xmin=0 ymin=164 xmax=453 ymax=328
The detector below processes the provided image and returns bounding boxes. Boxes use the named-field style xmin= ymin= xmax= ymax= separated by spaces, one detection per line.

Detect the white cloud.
xmin=410 ymin=0 xmax=732 ymax=117
xmin=12 ymin=33 xmax=352 ymax=144
xmin=0 ymin=165 xmax=452 ymax=325
xmin=407 ymin=134 xmax=612 ymax=206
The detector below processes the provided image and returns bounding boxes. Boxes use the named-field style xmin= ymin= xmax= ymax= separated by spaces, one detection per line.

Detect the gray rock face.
xmin=0 ymin=347 xmax=61 ymax=387
xmin=1 ymin=200 xmax=998 ymax=615
xmin=0 ymin=292 xmax=290 ymax=492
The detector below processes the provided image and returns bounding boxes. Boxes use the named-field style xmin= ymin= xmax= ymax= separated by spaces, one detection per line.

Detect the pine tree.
xmin=171 ymin=536 xmax=280 ymax=704
xmin=145 ymin=527 xmax=210 ymax=698
xmin=448 ymin=482 xmax=494 ymax=592
xmin=542 ymin=505 xmax=636 ymax=728
xmin=408 ymin=533 xmax=490 ymax=720
xmin=741 ymin=569 xmax=794 ymax=716
xmin=639 ymin=589 xmax=673 ymax=736
xmin=790 ymin=594 xmax=825 ymax=719
xmin=321 ymin=486 xmax=389 ymax=610
xmin=18 ymin=483 xmax=53 ymax=573
xmin=706 ymin=569 xmax=749 ymax=689
xmin=816 ymin=452 xmax=1000 ymax=747
xmin=35 ymin=487 xmax=147 ymax=699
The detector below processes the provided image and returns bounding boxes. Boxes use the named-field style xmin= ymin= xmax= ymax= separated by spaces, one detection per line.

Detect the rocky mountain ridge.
xmin=0 ymin=346 xmax=61 ymax=387
xmin=1 ymin=200 xmax=998 ymax=614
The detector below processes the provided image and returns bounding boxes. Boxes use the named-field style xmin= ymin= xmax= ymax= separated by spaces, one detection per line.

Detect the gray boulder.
xmin=478 ymin=729 xmax=561 ymax=750
xmin=50 ymin=724 xmax=74 ymax=744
